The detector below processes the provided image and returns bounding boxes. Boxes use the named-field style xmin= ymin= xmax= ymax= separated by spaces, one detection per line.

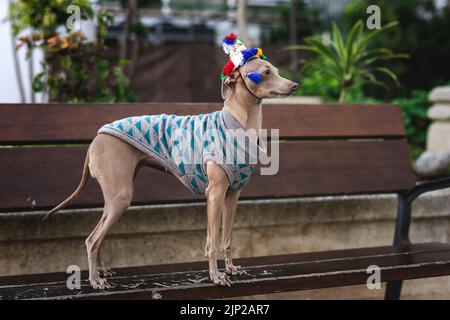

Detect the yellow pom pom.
xmin=257 ymin=48 xmax=263 ymax=57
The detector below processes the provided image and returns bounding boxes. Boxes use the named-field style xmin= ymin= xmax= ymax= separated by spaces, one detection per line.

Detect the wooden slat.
xmin=1 ymin=242 xmax=449 ymax=300
xmin=1 ymin=242 xmax=447 ymax=287
xmin=263 ymin=103 xmax=405 ymax=139
xmin=0 ymin=140 xmax=416 ymax=211
xmin=242 ymin=139 xmax=417 ymax=198
xmin=0 ymin=103 xmax=405 ymax=144
xmin=0 ymin=146 xmax=200 ymax=211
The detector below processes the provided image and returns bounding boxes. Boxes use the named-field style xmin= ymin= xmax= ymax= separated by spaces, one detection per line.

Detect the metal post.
xmin=385 ymin=194 xmax=411 ymax=300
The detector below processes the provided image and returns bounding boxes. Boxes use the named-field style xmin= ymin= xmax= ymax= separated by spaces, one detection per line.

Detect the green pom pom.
xmin=261 ymin=54 xmax=267 ymax=60
xmin=220 ymin=73 xmax=226 ymax=80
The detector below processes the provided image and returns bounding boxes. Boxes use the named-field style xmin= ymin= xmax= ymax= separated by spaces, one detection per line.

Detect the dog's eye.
xmin=265 ymin=69 xmax=271 ymax=75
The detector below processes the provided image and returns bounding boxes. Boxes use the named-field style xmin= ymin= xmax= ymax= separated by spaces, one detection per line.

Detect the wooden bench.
xmin=1 ymin=102 xmax=450 ymax=300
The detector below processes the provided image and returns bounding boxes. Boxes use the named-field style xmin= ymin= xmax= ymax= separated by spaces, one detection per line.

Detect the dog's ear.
xmin=221 ymin=69 xmax=241 ymax=100
xmin=226 ymin=69 xmax=241 ymax=84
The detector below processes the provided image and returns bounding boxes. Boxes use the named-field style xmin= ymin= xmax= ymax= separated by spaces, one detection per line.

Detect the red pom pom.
xmin=225 ymin=33 xmax=237 ymax=41
xmin=221 ymin=59 xmax=235 ymax=77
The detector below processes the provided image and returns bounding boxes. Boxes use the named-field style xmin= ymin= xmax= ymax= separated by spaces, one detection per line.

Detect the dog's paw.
xmin=89 ymin=276 xmax=111 ymax=290
xmin=98 ymin=268 xmax=116 ymax=278
xmin=226 ymin=265 xmax=249 ymax=276
xmin=210 ymin=272 xmax=232 ymax=287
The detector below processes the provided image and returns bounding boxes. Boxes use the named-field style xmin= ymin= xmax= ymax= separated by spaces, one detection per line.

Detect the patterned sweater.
xmin=98 ymin=107 xmax=257 ymax=195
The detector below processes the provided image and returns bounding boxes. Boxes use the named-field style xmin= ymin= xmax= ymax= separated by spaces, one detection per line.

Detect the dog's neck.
xmin=224 ymin=77 xmax=262 ymax=138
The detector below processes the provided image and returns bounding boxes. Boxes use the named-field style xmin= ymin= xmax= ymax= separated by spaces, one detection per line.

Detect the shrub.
xmin=286 ymin=20 xmax=408 ymax=103
xmin=9 ymin=0 xmax=137 ymax=103
xmin=394 ymin=90 xmax=432 ymax=160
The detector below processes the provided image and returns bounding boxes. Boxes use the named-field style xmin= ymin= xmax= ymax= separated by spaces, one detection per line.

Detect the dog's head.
xmin=222 ymin=57 xmax=298 ymax=100
xmin=220 ymin=33 xmax=298 ymax=100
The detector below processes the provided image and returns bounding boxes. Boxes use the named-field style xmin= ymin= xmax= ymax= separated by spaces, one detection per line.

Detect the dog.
xmin=43 ymin=33 xmax=298 ymax=289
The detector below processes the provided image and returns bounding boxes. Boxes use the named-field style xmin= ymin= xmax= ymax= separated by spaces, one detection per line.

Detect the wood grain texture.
xmin=1 ymin=242 xmax=449 ymax=299
xmin=0 ymin=139 xmax=416 ymax=210
xmin=0 ymin=103 xmax=405 ymax=144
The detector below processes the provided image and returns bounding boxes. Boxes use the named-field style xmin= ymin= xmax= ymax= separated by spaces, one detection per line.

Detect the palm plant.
xmin=288 ymin=20 xmax=408 ymax=103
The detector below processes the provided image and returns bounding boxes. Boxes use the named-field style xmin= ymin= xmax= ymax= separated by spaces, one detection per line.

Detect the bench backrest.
xmin=0 ymin=103 xmax=417 ymax=211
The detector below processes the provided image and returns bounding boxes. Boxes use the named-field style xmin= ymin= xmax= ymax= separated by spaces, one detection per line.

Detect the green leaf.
xmin=118 ymin=59 xmax=131 ymax=67
xmin=358 ymin=52 xmax=409 ymax=67
xmin=345 ymin=20 xmax=363 ymax=65
xmin=32 ymin=72 xmax=45 ymax=92
xmin=332 ymin=22 xmax=346 ymax=63
xmin=375 ymin=67 xmax=400 ymax=86
xmin=355 ymin=21 xmax=399 ymax=58
xmin=304 ymin=37 xmax=342 ymax=73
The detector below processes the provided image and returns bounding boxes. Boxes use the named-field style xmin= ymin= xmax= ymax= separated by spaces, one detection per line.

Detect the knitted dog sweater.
xmin=98 ymin=107 xmax=257 ymax=195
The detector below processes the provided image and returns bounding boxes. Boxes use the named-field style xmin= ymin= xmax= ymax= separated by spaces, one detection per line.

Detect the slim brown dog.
xmin=43 ymin=57 xmax=298 ymax=289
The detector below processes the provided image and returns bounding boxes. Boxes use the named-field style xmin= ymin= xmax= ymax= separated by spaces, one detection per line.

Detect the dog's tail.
xmin=42 ymin=149 xmax=90 ymax=221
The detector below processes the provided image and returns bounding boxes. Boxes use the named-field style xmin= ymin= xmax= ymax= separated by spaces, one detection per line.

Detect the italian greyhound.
xmin=43 ymin=56 xmax=298 ymax=289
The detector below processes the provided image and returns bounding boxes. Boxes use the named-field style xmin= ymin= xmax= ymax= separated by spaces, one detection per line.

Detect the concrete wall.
xmin=1 ymin=189 xmax=450 ymax=299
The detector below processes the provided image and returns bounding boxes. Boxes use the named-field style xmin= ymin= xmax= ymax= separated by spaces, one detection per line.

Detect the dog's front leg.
xmin=205 ymin=161 xmax=231 ymax=286
xmin=221 ymin=188 xmax=248 ymax=275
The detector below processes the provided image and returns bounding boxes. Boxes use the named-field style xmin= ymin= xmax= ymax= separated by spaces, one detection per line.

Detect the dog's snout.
xmin=291 ymin=82 xmax=299 ymax=91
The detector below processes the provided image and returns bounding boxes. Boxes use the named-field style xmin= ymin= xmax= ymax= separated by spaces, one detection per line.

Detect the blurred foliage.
xmin=284 ymin=64 xmax=379 ymax=103
xmin=287 ymin=20 xmax=408 ymax=102
xmin=287 ymin=66 xmax=431 ymax=159
xmin=8 ymin=0 xmax=137 ymax=103
xmin=265 ymin=0 xmax=321 ymax=44
xmin=343 ymin=0 xmax=450 ymax=97
xmin=285 ymin=66 xmax=431 ymax=160
xmin=278 ymin=1 xmax=450 ymax=161
xmin=119 ymin=0 xmax=151 ymax=41
xmin=287 ymin=66 xmax=339 ymax=102
xmin=8 ymin=0 xmax=94 ymax=36
xmin=394 ymin=90 xmax=432 ymax=160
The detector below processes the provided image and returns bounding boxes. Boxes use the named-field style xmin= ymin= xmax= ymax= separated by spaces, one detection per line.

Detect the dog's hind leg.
xmin=85 ymin=189 xmax=132 ymax=289
xmin=85 ymin=134 xmax=141 ymax=289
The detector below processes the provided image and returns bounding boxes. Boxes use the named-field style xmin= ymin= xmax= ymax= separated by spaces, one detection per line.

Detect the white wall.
xmin=0 ymin=0 xmax=44 ymax=103
xmin=0 ymin=0 xmax=97 ymax=103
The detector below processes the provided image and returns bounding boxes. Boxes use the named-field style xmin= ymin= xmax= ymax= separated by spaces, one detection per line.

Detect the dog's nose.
xmin=291 ymin=82 xmax=299 ymax=91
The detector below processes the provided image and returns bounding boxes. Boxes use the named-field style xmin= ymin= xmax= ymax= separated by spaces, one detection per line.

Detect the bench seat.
xmin=2 ymin=242 xmax=450 ymax=300
xmin=2 ymin=102 xmax=450 ymax=300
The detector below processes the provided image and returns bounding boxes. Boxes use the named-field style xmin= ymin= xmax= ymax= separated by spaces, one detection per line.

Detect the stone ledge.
xmin=1 ymin=189 xmax=449 ymax=242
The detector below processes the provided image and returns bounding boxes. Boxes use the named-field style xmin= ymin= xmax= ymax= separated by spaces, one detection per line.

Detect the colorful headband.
xmin=220 ymin=33 xmax=266 ymax=81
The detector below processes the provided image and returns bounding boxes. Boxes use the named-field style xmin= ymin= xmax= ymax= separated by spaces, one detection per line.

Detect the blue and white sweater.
xmin=98 ymin=107 xmax=257 ymax=195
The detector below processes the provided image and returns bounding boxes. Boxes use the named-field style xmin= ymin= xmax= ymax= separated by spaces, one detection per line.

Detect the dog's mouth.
xmin=269 ymin=91 xmax=295 ymax=98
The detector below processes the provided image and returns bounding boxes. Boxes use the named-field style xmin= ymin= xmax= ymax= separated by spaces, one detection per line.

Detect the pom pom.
xmin=221 ymin=59 xmax=235 ymax=77
xmin=247 ymin=72 xmax=262 ymax=84
xmin=256 ymin=48 xmax=263 ymax=57
xmin=241 ymin=48 xmax=258 ymax=63
xmin=222 ymin=32 xmax=237 ymax=54
xmin=224 ymin=32 xmax=237 ymax=44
